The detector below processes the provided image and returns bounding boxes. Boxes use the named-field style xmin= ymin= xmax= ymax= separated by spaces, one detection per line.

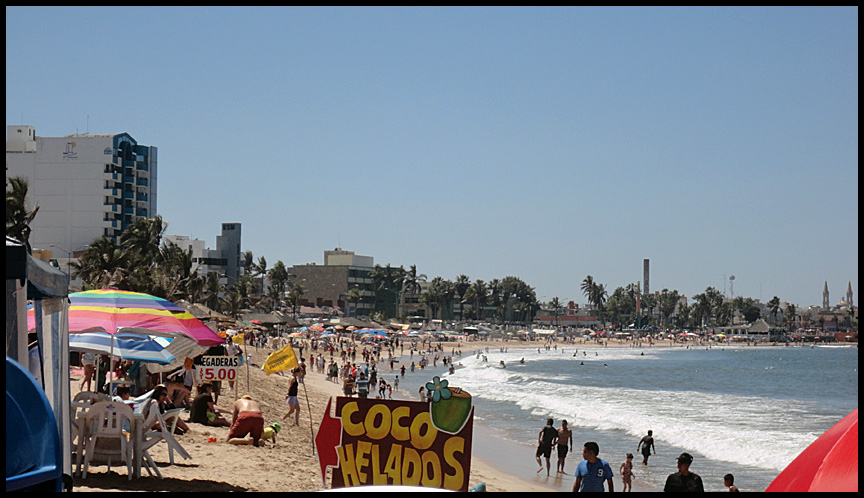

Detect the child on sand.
xmin=620 ymin=453 xmax=635 ymax=492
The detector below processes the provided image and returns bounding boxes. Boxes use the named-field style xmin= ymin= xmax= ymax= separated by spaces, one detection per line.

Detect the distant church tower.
xmin=847 ymin=282 xmax=854 ymax=307
xmin=823 ymin=281 xmax=830 ymax=309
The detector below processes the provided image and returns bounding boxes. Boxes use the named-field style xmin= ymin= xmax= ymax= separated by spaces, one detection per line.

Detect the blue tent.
xmin=6 ymin=357 xmax=63 ymax=491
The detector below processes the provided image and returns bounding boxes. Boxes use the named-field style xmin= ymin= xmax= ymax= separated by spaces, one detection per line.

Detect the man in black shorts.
xmin=535 ymin=418 xmax=558 ymax=476
xmin=637 ymin=430 xmax=655 ymax=465
xmin=556 ymin=419 xmax=573 ymax=474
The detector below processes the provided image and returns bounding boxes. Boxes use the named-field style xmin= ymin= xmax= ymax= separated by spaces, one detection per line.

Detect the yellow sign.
xmin=231 ymin=333 xmax=245 ymax=345
xmin=262 ymin=343 xmax=299 ymax=375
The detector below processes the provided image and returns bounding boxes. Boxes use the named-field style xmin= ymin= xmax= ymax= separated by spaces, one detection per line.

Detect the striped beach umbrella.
xmin=28 ymin=288 xmax=224 ymax=346
xmin=69 ymin=332 xmax=175 ymax=364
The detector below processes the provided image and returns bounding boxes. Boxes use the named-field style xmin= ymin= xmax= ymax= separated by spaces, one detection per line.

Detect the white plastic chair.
xmin=71 ymin=391 xmax=110 ymax=448
xmin=80 ymin=401 xmax=134 ymax=480
xmin=137 ymin=401 xmax=191 ymax=478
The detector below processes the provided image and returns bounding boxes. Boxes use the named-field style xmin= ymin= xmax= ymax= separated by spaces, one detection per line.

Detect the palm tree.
xmin=286 ymin=283 xmax=305 ymax=317
xmin=203 ymin=271 xmax=222 ymax=311
xmin=470 ymin=280 xmax=488 ymax=320
xmin=221 ymin=287 xmax=245 ymax=318
xmin=71 ymin=236 xmax=129 ymax=289
xmin=347 ymin=287 xmax=362 ymax=318
xmin=549 ymin=297 xmax=562 ymax=328
xmin=119 ymin=215 xmax=165 ymax=262
xmin=5 ymin=176 xmax=40 ymax=253
xmin=488 ymin=279 xmax=502 ymax=323
xmin=767 ymin=296 xmax=782 ymax=325
xmin=581 ymin=276 xmax=595 ymax=307
xmin=242 ymin=250 xmax=255 ymax=276
xmin=268 ymin=260 xmax=290 ymax=297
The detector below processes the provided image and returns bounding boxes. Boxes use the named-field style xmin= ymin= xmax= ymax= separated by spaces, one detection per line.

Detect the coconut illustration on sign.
xmin=425 ymin=376 xmax=472 ymax=434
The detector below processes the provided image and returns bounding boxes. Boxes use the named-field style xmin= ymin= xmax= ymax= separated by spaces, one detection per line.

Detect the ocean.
xmin=392 ymin=343 xmax=858 ymax=492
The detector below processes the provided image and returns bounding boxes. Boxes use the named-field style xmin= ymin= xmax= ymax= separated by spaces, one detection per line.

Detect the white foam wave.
xmin=450 ymin=356 xmax=825 ymax=470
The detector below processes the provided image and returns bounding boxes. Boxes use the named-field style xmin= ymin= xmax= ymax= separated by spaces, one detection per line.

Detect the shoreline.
xmin=67 ymin=337 xmax=822 ymax=491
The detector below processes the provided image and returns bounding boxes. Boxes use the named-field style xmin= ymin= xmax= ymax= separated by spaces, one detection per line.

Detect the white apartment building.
xmin=6 ymin=125 xmax=158 ymax=260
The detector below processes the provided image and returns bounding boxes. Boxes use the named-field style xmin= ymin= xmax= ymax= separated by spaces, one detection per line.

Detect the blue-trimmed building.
xmin=6 ymin=125 xmax=158 ymax=282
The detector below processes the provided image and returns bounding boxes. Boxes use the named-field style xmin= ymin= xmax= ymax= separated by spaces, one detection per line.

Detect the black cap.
xmin=677 ymin=452 xmax=693 ymax=465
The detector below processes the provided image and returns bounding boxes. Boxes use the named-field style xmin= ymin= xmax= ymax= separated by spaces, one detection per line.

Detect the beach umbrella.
xmin=69 ymin=332 xmax=175 ymax=365
xmin=766 ymin=409 xmax=858 ymax=492
xmin=346 ymin=326 xmax=357 ymax=331
xmin=28 ymin=288 xmax=223 ymax=346
xmin=149 ymin=335 xmax=208 ymax=373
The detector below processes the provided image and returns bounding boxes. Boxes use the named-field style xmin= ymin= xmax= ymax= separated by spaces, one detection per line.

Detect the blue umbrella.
xmin=69 ymin=332 xmax=175 ymax=365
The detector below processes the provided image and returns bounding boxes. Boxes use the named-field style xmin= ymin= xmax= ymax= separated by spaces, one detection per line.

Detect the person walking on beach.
xmin=638 ymin=430 xmax=655 ymax=465
xmin=663 ymin=452 xmax=704 ymax=492
xmin=619 ymin=453 xmax=635 ymax=492
xmin=535 ymin=418 xmax=558 ymax=476
xmin=556 ymin=419 xmax=573 ymax=474
xmin=282 ymin=368 xmax=301 ymax=426
xmin=572 ymin=441 xmax=615 ymax=492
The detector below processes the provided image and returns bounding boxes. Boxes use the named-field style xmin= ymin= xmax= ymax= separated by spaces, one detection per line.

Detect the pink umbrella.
xmin=28 ymin=288 xmax=223 ymax=346
xmin=766 ymin=409 xmax=858 ymax=492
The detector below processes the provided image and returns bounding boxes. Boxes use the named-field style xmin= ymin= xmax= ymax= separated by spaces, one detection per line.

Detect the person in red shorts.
xmin=227 ymin=394 xmax=265 ymax=447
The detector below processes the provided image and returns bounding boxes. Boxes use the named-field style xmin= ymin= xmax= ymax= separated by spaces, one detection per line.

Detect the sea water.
xmin=393 ymin=343 xmax=858 ymax=492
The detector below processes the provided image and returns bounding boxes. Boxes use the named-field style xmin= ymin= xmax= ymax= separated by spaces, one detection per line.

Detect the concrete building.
xmin=165 ymin=223 xmax=242 ymax=282
xmin=290 ymin=248 xmax=375 ymax=316
xmin=6 ymin=125 xmax=158 ymax=260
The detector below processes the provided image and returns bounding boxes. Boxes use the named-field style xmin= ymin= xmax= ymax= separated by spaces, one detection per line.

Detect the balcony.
xmin=135 ymin=192 xmax=148 ymax=203
xmin=136 ymin=178 xmax=148 ymax=187
xmin=104 ymin=171 xmax=122 ymax=182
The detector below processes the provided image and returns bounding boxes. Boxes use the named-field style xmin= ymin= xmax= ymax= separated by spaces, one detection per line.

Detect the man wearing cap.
xmin=663 ymin=452 xmax=704 ymax=492
xmin=227 ymin=394 xmax=265 ymax=447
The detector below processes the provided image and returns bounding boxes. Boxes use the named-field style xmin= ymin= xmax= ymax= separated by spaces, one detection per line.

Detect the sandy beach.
xmin=69 ymin=338 xmax=676 ymax=492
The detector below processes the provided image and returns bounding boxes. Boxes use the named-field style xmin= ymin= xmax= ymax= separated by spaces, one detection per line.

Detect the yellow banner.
xmin=231 ymin=333 xmax=245 ymax=345
xmin=262 ymin=343 xmax=299 ymax=375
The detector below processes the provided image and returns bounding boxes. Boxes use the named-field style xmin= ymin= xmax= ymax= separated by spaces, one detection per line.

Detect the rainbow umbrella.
xmin=27 ymin=288 xmax=223 ymax=346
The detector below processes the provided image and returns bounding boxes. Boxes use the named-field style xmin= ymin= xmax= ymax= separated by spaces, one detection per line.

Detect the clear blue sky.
xmin=6 ymin=7 xmax=858 ymax=308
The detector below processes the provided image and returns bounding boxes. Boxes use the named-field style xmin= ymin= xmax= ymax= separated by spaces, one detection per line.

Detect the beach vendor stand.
xmin=6 ymin=236 xmax=70 ymax=491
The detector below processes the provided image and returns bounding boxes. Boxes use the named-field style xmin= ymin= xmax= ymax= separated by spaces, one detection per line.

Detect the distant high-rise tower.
xmin=847 ymin=282 xmax=854 ymax=307
xmin=823 ymin=281 xmax=830 ymax=309
xmin=643 ymin=259 xmax=650 ymax=297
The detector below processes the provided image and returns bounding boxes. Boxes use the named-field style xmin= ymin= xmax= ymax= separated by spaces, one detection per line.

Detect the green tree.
xmin=5 ymin=176 xmax=40 ymax=253
xmin=549 ymin=297 xmax=563 ymax=328
xmin=767 ymin=296 xmax=782 ymax=325
xmin=71 ymin=236 xmax=128 ymax=289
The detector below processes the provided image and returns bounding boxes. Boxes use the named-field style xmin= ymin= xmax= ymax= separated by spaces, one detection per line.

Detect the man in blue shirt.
xmin=573 ymin=442 xmax=615 ymax=492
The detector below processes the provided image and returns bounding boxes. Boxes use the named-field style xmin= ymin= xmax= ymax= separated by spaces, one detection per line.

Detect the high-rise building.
xmin=6 ymin=125 xmax=158 ymax=255
xmin=164 ymin=222 xmax=242 ymax=282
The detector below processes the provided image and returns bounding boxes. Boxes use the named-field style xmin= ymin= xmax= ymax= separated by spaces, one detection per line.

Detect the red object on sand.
xmin=765 ymin=408 xmax=858 ymax=492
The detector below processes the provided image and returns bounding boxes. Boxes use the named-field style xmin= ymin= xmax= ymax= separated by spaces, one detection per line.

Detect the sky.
xmin=6 ymin=7 xmax=858 ymax=308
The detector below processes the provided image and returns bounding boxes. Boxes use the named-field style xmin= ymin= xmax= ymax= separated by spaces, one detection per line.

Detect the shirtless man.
xmin=637 ymin=430 xmax=655 ymax=465
xmin=556 ymin=419 xmax=573 ymax=473
xmin=227 ymin=395 xmax=265 ymax=446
